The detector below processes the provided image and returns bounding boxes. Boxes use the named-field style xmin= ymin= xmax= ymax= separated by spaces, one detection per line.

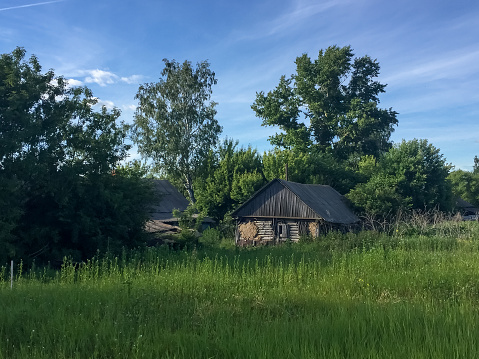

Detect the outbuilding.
xmin=147 ymin=179 xmax=214 ymax=235
xmin=455 ymin=197 xmax=479 ymax=221
xmin=231 ymin=179 xmax=359 ymax=245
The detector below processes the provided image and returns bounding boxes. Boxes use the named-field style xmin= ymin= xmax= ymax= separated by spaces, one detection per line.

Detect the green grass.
xmin=2 ymin=225 xmax=479 ymax=358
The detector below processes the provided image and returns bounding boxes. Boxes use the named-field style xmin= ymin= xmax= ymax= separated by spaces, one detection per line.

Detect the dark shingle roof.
xmin=149 ymin=180 xmax=189 ymax=221
xmin=278 ymin=179 xmax=358 ymax=224
xmin=232 ymin=179 xmax=358 ymax=224
xmin=455 ymin=197 xmax=479 ymax=214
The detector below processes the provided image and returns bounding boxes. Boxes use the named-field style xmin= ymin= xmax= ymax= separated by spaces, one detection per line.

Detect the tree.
xmin=262 ymin=147 xmax=358 ymax=194
xmin=252 ymin=46 xmax=398 ymax=162
xmin=448 ymin=169 xmax=479 ymax=207
xmin=0 ymin=48 xmax=152 ymax=264
xmin=473 ymin=156 xmax=479 ymax=174
xmin=194 ymin=139 xmax=266 ymax=221
xmin=132 ymin=59 xmax=222 ymax=204
xmin=347 ymin=139 xmax=454 ymax=215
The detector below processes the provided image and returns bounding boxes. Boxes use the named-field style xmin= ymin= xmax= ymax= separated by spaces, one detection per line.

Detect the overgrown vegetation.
xmin=2 ymin=45 xmax=478 ymax=271
xmin=0 ymin=48 xmax=154 ymax=265
xmin=2 ymin=221 xmax=479 ymax=358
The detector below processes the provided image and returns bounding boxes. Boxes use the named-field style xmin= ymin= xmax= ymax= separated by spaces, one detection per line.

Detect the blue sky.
xmin=1 ymin=0 xmax=479 ymax=170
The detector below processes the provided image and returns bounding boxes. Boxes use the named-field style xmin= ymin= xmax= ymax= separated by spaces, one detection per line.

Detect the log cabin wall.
xmin=236 ymin=218 xmax=319 ymax=244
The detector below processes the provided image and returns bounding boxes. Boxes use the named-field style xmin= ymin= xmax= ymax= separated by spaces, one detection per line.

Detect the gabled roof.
xmin=455 ymin=197 xmax=479 ymax=214
xmin=149 ymin=180 xmax=189 ymax=221
xmin=232 ymin=179 xmax=359 ymax=224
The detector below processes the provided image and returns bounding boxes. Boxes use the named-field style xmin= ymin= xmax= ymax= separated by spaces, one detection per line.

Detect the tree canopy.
xmin=448 ymin=168 xmax=479 ymax=207
xmin=252 ymin=46 xmax=398 ymax=162
xmin=347 ymin=139 xmax=454 ymax=215
xmin=0 ymin=48 xmax=153 ymax=264
xmin=132 ymin=59 xmax=222 ymax=204
xmin=194 ymin=139 xmax=266 ymax=221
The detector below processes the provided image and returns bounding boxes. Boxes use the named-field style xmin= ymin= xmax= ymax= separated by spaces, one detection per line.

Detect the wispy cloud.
xmin=383 ymin=49 xmax=479 ymax=86
xmin=121 ymin=75 xmax=143 ymax=84
xmin=122 ymin=104 xmax=137 ymax=111
xmin=0 ymin=0 xmax=63 ymax=12
xmin=232 ymin=0 xmax=345 ymax=41
xmin=265 ymin=0 xmax=339 ymax=37
xmin=84 ymin=69 xmax=118 ymax=87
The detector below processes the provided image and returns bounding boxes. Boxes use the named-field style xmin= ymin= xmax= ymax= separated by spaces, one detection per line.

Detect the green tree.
xmin=252 ymin=45 xmax=398 ymax=162
xmin=473 ymin=156 xmax=479 ymax=174
xmin=194 ymin=139 xmax=266 ymax=221
xmin=262 ymin=148 xmax=358 ymax=194
xmin=132 ymin=59 xmax=222 ymax=204
xmin=0 ymin=48 xmax=152 ymax=264
xmin=448 ymin=169 xmax=479 ymax=207
xmin=347 ymin=139 xmax=454 ymax=215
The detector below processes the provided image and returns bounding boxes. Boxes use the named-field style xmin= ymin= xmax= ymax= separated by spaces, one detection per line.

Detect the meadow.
xmin=1 ymin=220 xmax=479 ymax=358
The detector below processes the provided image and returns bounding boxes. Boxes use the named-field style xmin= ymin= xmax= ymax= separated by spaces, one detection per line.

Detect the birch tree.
xmin=132 ymin=59 xmax=222 ymax=203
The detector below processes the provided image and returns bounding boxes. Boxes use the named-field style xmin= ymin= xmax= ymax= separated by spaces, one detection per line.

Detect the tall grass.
xmin=1 ymin=225 xmax=479 ymax=358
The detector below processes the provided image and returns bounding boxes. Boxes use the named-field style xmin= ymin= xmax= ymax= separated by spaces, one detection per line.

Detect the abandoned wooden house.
xmin=147 ymin=179 xmax=213 ymax=236
xmin=231 ymin=179 xmax=359 ymax=245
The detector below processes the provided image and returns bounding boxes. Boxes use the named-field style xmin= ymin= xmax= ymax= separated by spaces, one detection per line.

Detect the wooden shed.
xmin=231 ymin=179 xmax=359 ymax=245
xmin=147 ymin=180 xmax=214 ymax=233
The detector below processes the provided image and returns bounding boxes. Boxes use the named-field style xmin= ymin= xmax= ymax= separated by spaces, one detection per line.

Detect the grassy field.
xmin=1 ymin=222 xmax=479 ymax=358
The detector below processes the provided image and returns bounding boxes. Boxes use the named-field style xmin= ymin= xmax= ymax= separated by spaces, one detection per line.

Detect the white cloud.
xmin=66 ymin=78 xmax=83 ymax=87
xmin=93 ymin=99 xmax=115 ymax=110
xmin=121 ymin=75 xmax=143 ymax=84
xmin=84 ymin=69 xmax=119 ymax=87
xmin=70 ymin=70 xmax=144 ymax=87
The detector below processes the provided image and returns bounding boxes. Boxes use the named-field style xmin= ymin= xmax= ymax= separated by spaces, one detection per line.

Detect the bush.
xmin=200 ymin=228 xmax=223 ymax=246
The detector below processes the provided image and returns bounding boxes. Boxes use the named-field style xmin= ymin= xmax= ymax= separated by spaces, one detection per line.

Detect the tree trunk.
xmin=184 ymin=174 xmax=196 ymax=204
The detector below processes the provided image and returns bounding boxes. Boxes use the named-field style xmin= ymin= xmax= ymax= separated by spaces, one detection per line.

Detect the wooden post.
xmin=10 ymin=260 xmax=13 ymax=289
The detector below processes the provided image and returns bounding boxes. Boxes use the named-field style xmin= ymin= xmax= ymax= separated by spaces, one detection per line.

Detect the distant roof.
xmin=456 ymin=197 xmax=476 ymax=209
xmin=145 ymin=220 xmax=181 ymax=234
xmin=232 ymin=179 xmax=359 ymax=224
xmin=149 ymin=180 xmax=189 ymax=221
xmin=455 ymin=197 xmax=479 ymax=213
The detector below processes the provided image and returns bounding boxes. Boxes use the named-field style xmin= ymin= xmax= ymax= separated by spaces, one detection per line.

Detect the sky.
xmin=1 ymin=0 xmax=479 ymax=170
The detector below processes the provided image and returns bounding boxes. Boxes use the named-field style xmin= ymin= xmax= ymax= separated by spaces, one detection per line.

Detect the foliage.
xmin=132 ymin=59 xmax=222 ymax=204
xmin=194 ymin=138 xmax=266 ymax=221
xmin=170 ymin=205 xmax=203 ymax=248
xmin=0 ymin=47 xmax=152 ymax=264
xmin=448 ymin=169 xmax=479 ymax=207
xmin=348 ymin=139 xmax=454 ymax=215
xmin=199 ymin=227 xmax=223 ymax=246
xmin=262 ymin=147 xmax=359 ymax=194
xmin=252 ymin=45 xmax=398 ymax=161
xmin=173 ymin=204 xmax=203 ymax=233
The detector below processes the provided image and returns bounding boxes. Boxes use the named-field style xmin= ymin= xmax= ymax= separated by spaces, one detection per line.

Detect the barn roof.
xmin=231 ymin=179 xmax=359 ymax=224
xmin=455 ymin=197 xmax=479 ymax=213
xmin=149 ymin=180 xmax=189 ymax=221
